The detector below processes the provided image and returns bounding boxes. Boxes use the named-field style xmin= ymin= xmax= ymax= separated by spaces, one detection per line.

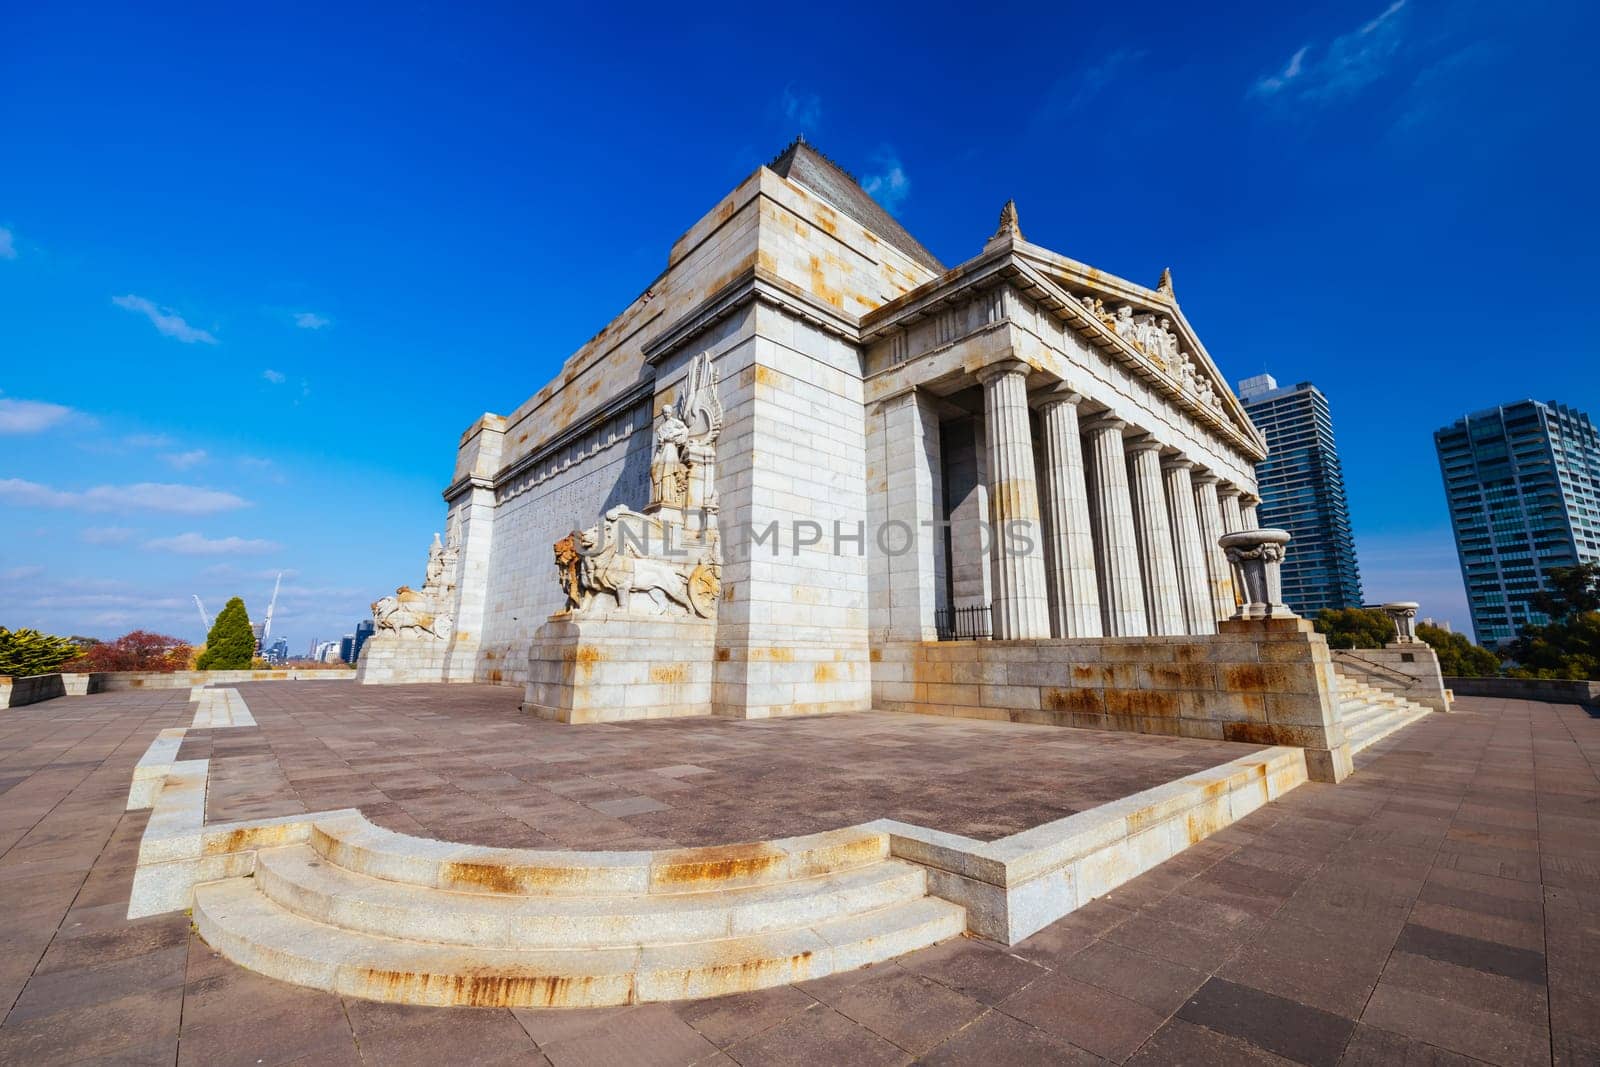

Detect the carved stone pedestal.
xmin=524 ymin=614 xmax=717 ymax=723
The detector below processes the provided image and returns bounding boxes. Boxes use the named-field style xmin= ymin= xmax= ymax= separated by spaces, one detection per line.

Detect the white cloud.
xmin=862 ymin=151 xmax=911 ymax=215
xmin=0 ymin=226 xmax=15 ymax=260
xmin=262 ymin=369 xmax=286 ymax=384
xmin=1250 ymin=1 xmax=1407 ymax=104
xmin=81 ymin=526 xmax=137 ymax=545
xmin=1 ymin=565 xmax=45 ymax=581
xmin=1060 ymin=47 xmax=1148 ymax=114
xmin=124 ymin=432 xmax=175 ymax=448
xmin=780 ymin=86 xmax=822 ymax=132
xmin=0 ymin=397 xmax=77 ymax=434
xmin=293 ymin=311 xmax=330 ymax=329
xmin=0 ymin=478 xmax=248 ymax=514
xmin=143 ymin=532 xmax=279 ymax=556
xmin=163 ymin=449 xmax=208 ymax=470
xmin=112 ymin=294 xmax=218 ymax=344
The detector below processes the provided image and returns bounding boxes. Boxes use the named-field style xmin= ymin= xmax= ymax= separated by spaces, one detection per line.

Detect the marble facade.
xmin=357 ymin=139 xmax=1360 ymax=771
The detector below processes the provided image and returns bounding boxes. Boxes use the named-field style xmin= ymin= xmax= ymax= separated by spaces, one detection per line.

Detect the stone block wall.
xmin=524 ymin=616 xmax=717 ymax=723
xmin=711 ymin=309 xmax=874 ymax=717
xmin=871 ymin=618 xmax=1351 ymax=782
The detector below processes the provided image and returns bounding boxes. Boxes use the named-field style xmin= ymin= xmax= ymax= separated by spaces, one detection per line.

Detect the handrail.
xmin=1333 ymin=650 xmax=1417 ymax=689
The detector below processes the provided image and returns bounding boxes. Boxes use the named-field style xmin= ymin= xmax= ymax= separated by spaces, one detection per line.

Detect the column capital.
xmin=1191 ymin=471 xmax=1221 ymax=486
xmin=1216 ymin=483 xmax=1243 ymax=500
xmin=1160 ymin=455 xmax=1194 ymax=472
xmin=1028 ymin=382 xmax=1083 ymax=411
xmin=974 ymin=358 xmax=1032 ymax=386
xmin=1080 ymin=412 xmax=1127 ymax=434
xmin=1240 ymin=493 xmax=1261 ymax=507
xmin=1125 ymin=435 xmax=1165 ymax=455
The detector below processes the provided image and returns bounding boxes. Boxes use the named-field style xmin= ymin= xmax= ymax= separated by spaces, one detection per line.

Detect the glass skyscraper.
xmin=1434 ymin=400 xmax=1600 ymax=645
xmin=1238 ymin=374 xmax=1363 ymax=616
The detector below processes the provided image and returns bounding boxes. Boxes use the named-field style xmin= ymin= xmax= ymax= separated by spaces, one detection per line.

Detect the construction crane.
xmin=192 ymin=595 xmax=212 ymax=633
xmin=260 ymin=572 xmax=283 ymax=647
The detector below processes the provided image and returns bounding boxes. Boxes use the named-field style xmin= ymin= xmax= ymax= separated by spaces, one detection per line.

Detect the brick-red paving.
xmin=189 ymin=681 xmax=1264 ymax=846
xmin=0 ymin=687 xmax=1595 ymax=1065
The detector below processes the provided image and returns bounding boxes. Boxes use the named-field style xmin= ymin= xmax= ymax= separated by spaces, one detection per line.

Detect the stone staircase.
xmin=192 ymin=812 xmax=966 ymax=1008
xmin=1332 ymin=672 xmax=1434 ymax=755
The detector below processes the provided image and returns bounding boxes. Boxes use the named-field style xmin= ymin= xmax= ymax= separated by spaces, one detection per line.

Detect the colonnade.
xmin=975 ymin=363 xmax=1259 ymax=639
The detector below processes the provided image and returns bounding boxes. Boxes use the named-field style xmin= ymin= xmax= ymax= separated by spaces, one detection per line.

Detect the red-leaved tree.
xmin=70 ymin=631 xmax=193 ymax=673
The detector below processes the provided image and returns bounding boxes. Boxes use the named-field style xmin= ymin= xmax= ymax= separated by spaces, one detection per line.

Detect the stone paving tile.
xmin=210 ymin=681 xmax=1266 ymax=846
xmin=1176 ymin=976 xmax=1357 ymax=1067
xmin=809 ymin=966 xmax=988 ymax=1056
xmin=1 ymin=689 xmax=1599 ymax=1064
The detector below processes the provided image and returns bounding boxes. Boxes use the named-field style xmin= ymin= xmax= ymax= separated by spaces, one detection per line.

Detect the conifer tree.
xmin=196 ymin=597 xmax=254 ymax=670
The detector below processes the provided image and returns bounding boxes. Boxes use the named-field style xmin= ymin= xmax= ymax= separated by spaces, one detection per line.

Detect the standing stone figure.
xmin=650 ymin=409 xmax=691 ymax=509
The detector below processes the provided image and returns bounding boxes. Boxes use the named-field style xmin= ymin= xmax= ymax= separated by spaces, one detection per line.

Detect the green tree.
xmin=1416 ymin=623 xmax=1501 ymax=678
xmin=1313 ymin=607 xmax=1395 ymax=649
xmin=1501 ymin=563 xmax=1600 ymax=680
xmin=1527 ymin=562 xmax=1600 ymax=621
xmin=196 ymin=597 xmax=255 ymax=670
xmin=0 ymin=627 xmax=83 ymax=677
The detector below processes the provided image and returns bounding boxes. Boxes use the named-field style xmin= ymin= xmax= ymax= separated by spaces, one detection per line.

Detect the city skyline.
xmin=3 ymin=1 xmax=1595 ymax=641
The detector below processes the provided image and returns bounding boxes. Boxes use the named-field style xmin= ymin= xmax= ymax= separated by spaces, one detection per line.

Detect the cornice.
xmin=642 ymin=266 xmax=862 ymax=367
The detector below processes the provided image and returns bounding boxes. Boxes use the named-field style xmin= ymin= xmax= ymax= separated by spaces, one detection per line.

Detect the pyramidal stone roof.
xmin=767 ymin=137 xmax=945 ymax=273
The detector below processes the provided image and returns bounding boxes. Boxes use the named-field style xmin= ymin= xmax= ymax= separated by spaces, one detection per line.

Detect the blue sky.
xmin=2 ymin=0 xmax=1593 ymax=647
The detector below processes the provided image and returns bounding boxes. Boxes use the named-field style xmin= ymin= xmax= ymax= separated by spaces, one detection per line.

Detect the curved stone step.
xmin=308 ymin=813 xmax=887 ymax=896
xmin=256 ymin=844 xmax=930 ymax=949
xmin=193 ymin=878 xmax=965 ymax=1007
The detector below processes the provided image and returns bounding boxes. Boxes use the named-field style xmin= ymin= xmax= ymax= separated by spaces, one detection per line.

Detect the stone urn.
xmin=1218 ymin=529 xmax=1295 ymax=620
xmin=1382 ymin=601 xmax=1421 ymax=644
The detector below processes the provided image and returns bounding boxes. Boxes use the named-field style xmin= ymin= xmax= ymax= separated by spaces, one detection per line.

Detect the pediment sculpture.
xmin=373 ymin=530 xmax=459 ymax=639
xmin=1080 ymin=295 xmax=1226 ymax=413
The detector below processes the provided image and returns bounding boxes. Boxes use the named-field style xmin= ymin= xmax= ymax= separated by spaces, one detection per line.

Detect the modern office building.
xmin=1238 ymin=374 xmax=1363 ymax=616
xmin=1434 ymin=399 xmax=1600 ymax=645
xmin=351 ymin=619 xmax=375 ymax=664
xmin=339 ymin=634 xmax=356 ymax=664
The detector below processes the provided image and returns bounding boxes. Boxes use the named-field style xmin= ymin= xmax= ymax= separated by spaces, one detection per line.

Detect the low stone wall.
xmin=1333 ymin=645 xmax=1451 ymax=711
xmin=872 ymin=617 xmax=1351 ymax=783
xmin=0 ymin=673 xmax=67 ymax=708
xmin=95 ymin=669 xmax=355 ymax=691
xmin=1444 ymin=676 xmax=1600 ymax=705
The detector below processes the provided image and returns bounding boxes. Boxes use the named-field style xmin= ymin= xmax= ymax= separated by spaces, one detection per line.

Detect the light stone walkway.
xmin=0 ymin=688 xmax=1595 ymax=1064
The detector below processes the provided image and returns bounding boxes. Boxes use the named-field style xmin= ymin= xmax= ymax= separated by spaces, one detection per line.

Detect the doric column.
xmin=1162 ymin=458 xmax=1215 ymax=635
xmin=1241 ymin=494 xmax=1261 ymax=530
xmin=1082 ymin=414 xmax=1148 ymax=636
xmin=1192 ymin=473 xmax=1238 ymax=622
xmin=1126 ymin=438 xmax=1185 ymax=635
xmin=976 ymin=360 xmax=1051 ymax=639
xmin=1035 ymin=389 xmax=1102 ymax=638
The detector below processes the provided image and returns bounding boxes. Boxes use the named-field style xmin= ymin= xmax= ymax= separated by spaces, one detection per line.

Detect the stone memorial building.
xmin=355 ymin=138 xmax=1427 ymax=783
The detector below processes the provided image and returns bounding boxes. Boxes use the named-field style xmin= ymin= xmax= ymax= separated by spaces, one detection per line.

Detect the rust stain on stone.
xmin=654 ymin=842 xmax=787 ymax=888
xmin=813 ymin=664 xmax=835 ymax=683
xmin=650 ymin=663 xmax=688 ymax=684
xmin=1223 ymin=664 xmax=1268 ymax=691
xmin=715 ymin=647 xmax=731 ymax=662
xmin=359 ymin=968 xmax=603 ymax=1008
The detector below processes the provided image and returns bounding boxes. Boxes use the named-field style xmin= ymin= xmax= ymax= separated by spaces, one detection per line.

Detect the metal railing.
xmin=936 ymin=604 xmax=992 ymax=641
xmin=1333 ymin=650 xmax=1418 ymax=689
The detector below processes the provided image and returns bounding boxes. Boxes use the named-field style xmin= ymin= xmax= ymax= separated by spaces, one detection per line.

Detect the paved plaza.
xmin=0 ymin=688 xmax=1596 ymax=1065
xmin=189 ymin=682 xmax=1264 ymax=847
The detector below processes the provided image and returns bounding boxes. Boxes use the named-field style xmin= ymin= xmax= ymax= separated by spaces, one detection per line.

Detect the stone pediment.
xmin=1018 ymin=249 xmax=1264 ymax=452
